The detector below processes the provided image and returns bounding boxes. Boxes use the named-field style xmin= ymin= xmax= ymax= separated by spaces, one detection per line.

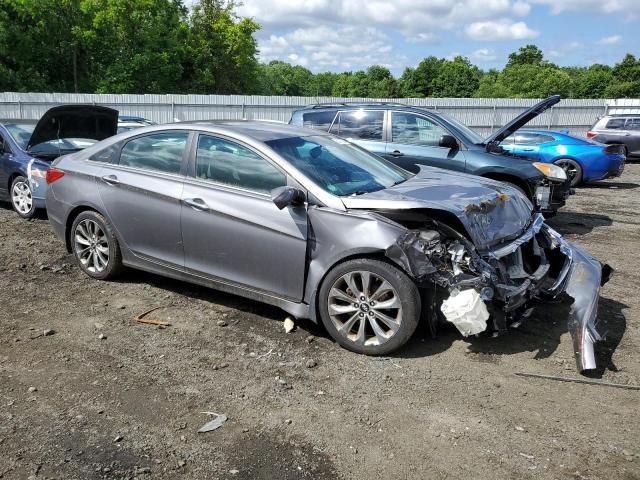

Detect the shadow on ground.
xmin=581 ymin=181 xmax=640 ymax=190
xmin=546 ymin=211 xmax=612 ymax=236
xmin=398 ymin=296 xmax=627 ymax=378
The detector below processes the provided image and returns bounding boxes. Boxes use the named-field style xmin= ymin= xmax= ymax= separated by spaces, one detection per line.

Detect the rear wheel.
xmin=11 ymin=176 xmax=36 ymax=219
xmin=71 ymin=211 xmax=123 ymax=280
xmin=318 ymin=258 xmax=420 ymax=355
xmin=554 ymin=158 xmax=582 ymax=187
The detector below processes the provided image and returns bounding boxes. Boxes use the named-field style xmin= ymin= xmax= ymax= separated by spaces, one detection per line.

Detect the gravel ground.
xmin=0 ymin=164 xmax=639 ymax=480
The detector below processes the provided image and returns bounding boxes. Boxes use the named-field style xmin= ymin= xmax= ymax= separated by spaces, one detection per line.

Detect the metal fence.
xmin=2 ymin=92 xmax=640 ymax=137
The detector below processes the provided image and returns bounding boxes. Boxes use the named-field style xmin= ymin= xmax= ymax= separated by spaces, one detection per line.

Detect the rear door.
xmin=97 ymin=130 xmax=189 ymax=269
xmin=384 ymin=111 xmax=466 ymax=173
xmin=624 ymin=117 xmax=640 ymax=155
xmin=180 ymin=133 xmax=308 ymax=300
xmin=328 ymin=110 xmax=386 ymax=156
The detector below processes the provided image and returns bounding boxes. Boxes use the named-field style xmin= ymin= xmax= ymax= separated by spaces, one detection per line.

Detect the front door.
xmin=181 ymin=133 xmax=308 ymax=301
xmin=384 ymin=111 xmax=467 ymax=173
xmin=97 ymin=131 xmax=189 ymax=269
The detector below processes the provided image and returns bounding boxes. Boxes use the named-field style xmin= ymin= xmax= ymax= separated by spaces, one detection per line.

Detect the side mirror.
xmin=270 ymin=186 xmax=306 ymax=210
xmin=1 ymin=141 xmax=10 ymax=155
xmin=439 ymin=134 xmax=459 ymax=150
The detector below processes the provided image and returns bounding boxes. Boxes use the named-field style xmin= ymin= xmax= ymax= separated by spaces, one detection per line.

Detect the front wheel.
xmin=11 ymin=176 xmax=37 ymax=219
xmin=318 ymin=258 xmax=420 ymax=355
xmin=554 ymin=158 xmax=582 ymax=187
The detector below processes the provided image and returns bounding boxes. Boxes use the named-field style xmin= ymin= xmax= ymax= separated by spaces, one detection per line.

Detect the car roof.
xmin=297 ymin=103 xmax=434 ymax=115
xmin=517 ymin=129 xmax=559 ymax=135
xmin=178 ymin=120 xmax=330 ymax=141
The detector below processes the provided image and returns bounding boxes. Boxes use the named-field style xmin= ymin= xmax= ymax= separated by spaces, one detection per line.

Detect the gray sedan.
xmin=45 ymin=121 xmax=610 ymax=372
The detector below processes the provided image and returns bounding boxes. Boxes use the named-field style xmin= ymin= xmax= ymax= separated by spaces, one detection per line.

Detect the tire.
xmin=554 ymin=158 xmax=582 ymax=187
xmin=70 ymin=211 xmax=123 ymax=280
xmin=318 ymin=258 xmax=420 ymax=355
xmin=10 ymin=176 xmax=37 ymax=219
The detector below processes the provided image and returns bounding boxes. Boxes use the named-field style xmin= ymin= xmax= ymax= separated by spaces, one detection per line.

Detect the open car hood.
xmin=26 ymin=105 xmax=118 ymax=152
xmin=483 ymin=95 xmax=561 ymax=146
xmin=342 ymin=166 xmax=534 ymax=251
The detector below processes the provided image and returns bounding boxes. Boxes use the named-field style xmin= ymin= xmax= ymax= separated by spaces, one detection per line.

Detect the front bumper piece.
xmin=487 ymin=217 xmax=611 ymax=373
xmin=543 ymin=227 xmax=612 ymax=372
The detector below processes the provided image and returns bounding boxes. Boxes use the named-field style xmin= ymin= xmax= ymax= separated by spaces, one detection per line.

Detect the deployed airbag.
xmin=441 ymin=289 xmax=490 ymax=336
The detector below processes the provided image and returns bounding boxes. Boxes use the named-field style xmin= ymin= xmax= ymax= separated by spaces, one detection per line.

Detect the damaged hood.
xmin=483 ymin=95 xmax=560 ymax=146
xmin=26 ymin=105 xmax=119 ymax=152
xmin=342 ymin=166 xmax=534 ymax=250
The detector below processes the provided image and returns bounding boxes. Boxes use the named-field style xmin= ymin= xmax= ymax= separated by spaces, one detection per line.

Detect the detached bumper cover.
xmin=542 ymin=227 xmax=612 ymax=373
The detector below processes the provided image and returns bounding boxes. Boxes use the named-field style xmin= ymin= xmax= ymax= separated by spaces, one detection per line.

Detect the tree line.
xmin=1 ymin=0 xmax=639 ymax=98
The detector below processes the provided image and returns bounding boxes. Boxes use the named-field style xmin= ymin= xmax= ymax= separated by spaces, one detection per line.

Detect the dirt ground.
xmin=1 ymin=165 xmax=639 ymax=480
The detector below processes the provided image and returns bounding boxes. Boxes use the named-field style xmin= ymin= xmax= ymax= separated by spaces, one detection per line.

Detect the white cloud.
xmin=598 ymin=35 xmax=623 ymax=45
xmin=258 ymin=25 xmax=406 ymax=71
xmin=238 ymin=0 xmax=534 ymax=36
xmin=531 ymin=0 xmax=640 ymax=14
xmin=471 ymin=48 xmax=498 ymax=62
xmin=465 ymin=19 xmax=539 ymax=41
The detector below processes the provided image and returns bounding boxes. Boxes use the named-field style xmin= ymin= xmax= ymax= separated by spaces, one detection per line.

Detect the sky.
xmin=231 ymin=0 xmax=640 ymax=75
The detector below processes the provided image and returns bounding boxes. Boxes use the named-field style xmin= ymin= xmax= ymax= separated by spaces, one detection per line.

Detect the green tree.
xmin=604 ymin=54 xmax=640 ymax=97
xmin=399 ymin=56 xmax=443 ymax=97
xmin=431 ymin=56 xmax=480 ymax=97
xmin=506 ymin=44 xmax=544 ymax=67
xmin=258 ymin=61 xmax=313 ymax=96
xmin=183 ymin=0 xmax=260 ymax=94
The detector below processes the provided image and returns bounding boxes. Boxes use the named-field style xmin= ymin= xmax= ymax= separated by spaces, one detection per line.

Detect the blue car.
xmin=0 ymin=105 xmax=118 ymax=218
xmin=501 ymin=129 xmax=626 ymax=187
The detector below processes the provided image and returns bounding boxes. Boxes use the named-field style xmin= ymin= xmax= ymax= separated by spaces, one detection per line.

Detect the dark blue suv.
xmin=289 ymin=96 xmax=571 ymax=216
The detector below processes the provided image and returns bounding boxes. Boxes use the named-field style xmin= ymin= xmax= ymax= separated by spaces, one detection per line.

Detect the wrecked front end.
xmin=380 ymin=211 xmax=611 ymax=374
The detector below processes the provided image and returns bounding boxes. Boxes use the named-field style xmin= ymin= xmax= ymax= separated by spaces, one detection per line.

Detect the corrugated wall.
xmin=2 ymin=93 xmax=639 ymax=137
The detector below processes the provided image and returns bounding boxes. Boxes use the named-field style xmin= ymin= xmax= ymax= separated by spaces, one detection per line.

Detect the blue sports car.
xmin=0 ymin=105 xmax=118 ymax=218
xmin=501 ymin=129 xmax=626 ymax=187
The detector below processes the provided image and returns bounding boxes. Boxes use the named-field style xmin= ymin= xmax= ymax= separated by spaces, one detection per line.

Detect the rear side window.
xmin=302 ymin=111 xmax=336 ymax=131
xmin=90 ymin=144 xmax=119 ymax=163
xmin=329 ymin=110 xmax=384 ymax=141
xmin=606 ymin=118 xmax=627 ymax=129
xmin=513 ymin=133 xmax=555 ymax=145
xmin=626 ymin=118 xmax=640 ymax=130
xmin=195 ymin=135 xmax=286 ymax=194
xmin=119 ymin=132 xmax=189 ymax=174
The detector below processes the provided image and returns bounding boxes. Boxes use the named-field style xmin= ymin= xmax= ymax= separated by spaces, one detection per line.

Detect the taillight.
xmin=586 ymin=131 xmax=597 ymax=139
xmin=46 ymin=168 xmax=65 ymax=184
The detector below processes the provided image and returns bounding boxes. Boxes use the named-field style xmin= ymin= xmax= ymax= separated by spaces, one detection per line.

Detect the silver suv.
xmin=588 ymin=115 xmax=640 ymax=158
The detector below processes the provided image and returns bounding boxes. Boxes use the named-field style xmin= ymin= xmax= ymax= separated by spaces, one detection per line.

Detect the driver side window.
xmin=195 ymin=135 xmax=286 ymax=194
xmin=391 ymin=112 xmax=448 ymax=147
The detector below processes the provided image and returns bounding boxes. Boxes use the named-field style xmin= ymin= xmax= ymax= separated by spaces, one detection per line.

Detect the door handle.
xmin=101 ymin=175 xmax=120 ymax=185
xmin=390 ymin=150 xmax=404 ymax=157
xmin=522 ymin=148 xmax=535 ymax=151
xmin=183 ymin=198 xmax=209 ymax=211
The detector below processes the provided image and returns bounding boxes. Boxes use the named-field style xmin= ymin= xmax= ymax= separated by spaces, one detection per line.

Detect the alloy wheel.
xmin=74 ymin=219 xmax=110 ymax=274
xmin=555 ymin=159 xmax=580 ymax=186
xmin=327 ymin=270 xmax=402 ymax=347
xmin=11 ymin=180 xmax=33 ymax=215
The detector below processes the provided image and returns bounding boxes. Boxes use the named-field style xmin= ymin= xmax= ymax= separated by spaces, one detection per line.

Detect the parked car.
xmin=46 ymin=121 xmax=610 ymax=373
xmin=501 ymin=129 xmax=626 ymax=187
xmin=117 ymin=115 xmax=157 ymax=134
xmin=289 ymin=96 xmax=571 ymax=217
xmin=588 ymin=114 xmax=640 ymax=158
xmin=0 ymin=105 xmax=118 ymax=218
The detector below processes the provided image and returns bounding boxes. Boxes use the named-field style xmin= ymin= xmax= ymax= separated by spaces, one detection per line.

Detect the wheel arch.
xmin=64 ymin=205 xmax=106 ymax=253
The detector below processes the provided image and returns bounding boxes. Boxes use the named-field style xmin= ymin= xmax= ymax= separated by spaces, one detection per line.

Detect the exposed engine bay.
xmin=377 ymin=210 xmax=611 ymax=373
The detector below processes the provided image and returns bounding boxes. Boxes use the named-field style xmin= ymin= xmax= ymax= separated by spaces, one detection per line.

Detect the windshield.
xmin=266 ymin=135 xmax=411 ymax=196
xmin=435 ymin=112 xmax=485 ymax=144
xmin=4 ymin=123 xmax=35 ymax=150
